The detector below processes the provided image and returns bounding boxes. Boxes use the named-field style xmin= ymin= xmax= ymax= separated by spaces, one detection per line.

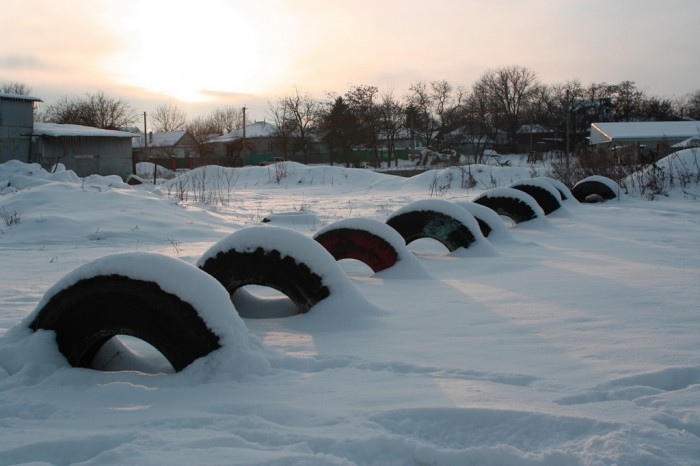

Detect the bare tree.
xmin=472 ymin=65 xmax=540 ymax=151
xmin=42 ymin=91 xmax=136 ymax=129
xmin=611 ymin=80 xmax=645 ymax=122
xmin=378 ymin=91 xmax=405 ymax=167
xmin=208 ymin=106 xmax=244 ymax=135
xmin=463 ymin=85 xmax=497 ymax=163
xmin=405 ymin=81 xmax=438 ymax=150
xmin=538 ymin=80 xmax=584 ymax=150
xmin=186 ymin=116 xmax=218 ymax=158
xmin=430 ymin=80 xmax=462 ymax=142
xmin=152 ymin=102 xmax=187 ymax=132
xmin=267 ymin=99 xmax=297 ymax=159
xmin=640 ymin=96 xmax=678 ymax=121
xmin=677 ymin=90 xmax=700 ymax=120
xmin=268 ymin=89 xmax=320 ymax=163
xmin=1 ymin=81 xmax=32 ymax=95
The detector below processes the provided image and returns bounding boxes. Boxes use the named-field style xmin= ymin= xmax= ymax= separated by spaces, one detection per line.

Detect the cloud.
xmin=0 ymin=55 xmax=51 ymax=70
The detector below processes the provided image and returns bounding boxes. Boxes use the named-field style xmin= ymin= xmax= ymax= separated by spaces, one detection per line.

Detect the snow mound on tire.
xmin=8 ymin=252 xmax=271 ymax=381
xmin=199 ymin=226 xmax=383 ymax=328
xmin=387 ymin=198 xmax=497 ymax=256
xmin=314 ymin=217 xmax=430 ymax=278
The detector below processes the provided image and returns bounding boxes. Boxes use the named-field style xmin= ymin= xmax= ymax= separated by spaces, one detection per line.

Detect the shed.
xmin=0 ymin=93 xmax=42 ymax=163
xmin=31 ymin=123 xmax=136 ymax=180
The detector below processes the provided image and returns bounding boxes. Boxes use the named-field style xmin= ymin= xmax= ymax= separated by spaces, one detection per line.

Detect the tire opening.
xmin=231 ymin=285 xmax=299 ymax=319
xmin=91 ymin=336 xmax=174 ymax=374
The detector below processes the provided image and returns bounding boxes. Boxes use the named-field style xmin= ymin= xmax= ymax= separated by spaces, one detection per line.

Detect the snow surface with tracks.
xmin=1 ymin=155 xmax=700 ymax=465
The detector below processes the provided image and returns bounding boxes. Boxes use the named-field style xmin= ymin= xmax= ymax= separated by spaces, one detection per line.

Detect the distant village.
xmin=2 ymin=71 xmax=699 ymax=182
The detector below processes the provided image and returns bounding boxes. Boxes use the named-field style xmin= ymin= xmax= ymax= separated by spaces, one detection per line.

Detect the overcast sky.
xmin=2 ymin=0 xmax=699 ymax=122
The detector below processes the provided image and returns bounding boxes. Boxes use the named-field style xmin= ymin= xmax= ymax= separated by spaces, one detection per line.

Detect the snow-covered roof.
xmin=590 ymin=121 xmax=700 ymax=145
xmin=210 ymin=121 xmax=278 ymax=143
xmin=0 ymin=92 xmax=42 ymax=102
xmin=33 ymin=123 xmax=136 ymax=138
xmin=133 ymin=130 xmax=188 ymax=148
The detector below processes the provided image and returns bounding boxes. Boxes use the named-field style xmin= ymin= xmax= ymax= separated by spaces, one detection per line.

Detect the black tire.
xmin=473 ymin=189 xmax=540 ymax=224
xmin=314 ymin=227 xmax=399 ymax=273
xmin=386 ymin=210 xmax=477 ymax=252
xmin=571 ymin=178 xmax=618 ymax=202
xmin=199 ymin=246 xmax=330 ymax=315
xmin=509 ymin=181 xmax=562 ymax=215
xmin=29 ymin=275 xmax=221 ymax=372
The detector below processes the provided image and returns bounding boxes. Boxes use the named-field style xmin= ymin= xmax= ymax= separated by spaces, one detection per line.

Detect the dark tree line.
xmin=267 ymin=65 xmax=700 ymax=165
xmin=6 ymin=65 xmax=700 ymax=162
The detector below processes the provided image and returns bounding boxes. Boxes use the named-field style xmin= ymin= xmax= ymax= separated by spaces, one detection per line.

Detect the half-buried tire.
xmin=509 ymin=179 xmax=563 ymax=215
xmin=472 ymin=187 xmax=545 ymax=224
xmin=198 ymin=226 xmax=333 ymax=314
xmin=531 ymin=176 xmax=576 ymax=202
xmin=314 ymin=218 xmax=401 ymax=273
xmin=452 ymin=200 xmax=512 ymax=240
xmin=28 ymin=253 xmax=223 ymax=372
xmin=386 ymin=199 xmax=484 ymax=252
xmin=571 ymin=175 xmax=620 ymax=202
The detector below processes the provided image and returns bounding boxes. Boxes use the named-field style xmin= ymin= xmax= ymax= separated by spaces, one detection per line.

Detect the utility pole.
xmin=565 ymin=90 xmax=571 ymax=174
xmin=144 ymin=112 xmax=156 ymax=184
xmin=241 ymin=106 xmax=247 ymax=164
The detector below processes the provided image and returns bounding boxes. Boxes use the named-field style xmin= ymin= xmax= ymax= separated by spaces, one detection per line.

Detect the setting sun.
xmin=100 ymin=1 xmax=302 ymax=102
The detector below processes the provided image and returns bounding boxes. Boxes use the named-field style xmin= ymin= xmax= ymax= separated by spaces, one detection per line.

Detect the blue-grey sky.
xmin=2 ymin=0 xmax=698 ymax=121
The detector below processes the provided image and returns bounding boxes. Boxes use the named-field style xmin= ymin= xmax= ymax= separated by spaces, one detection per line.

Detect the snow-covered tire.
xmin=571 ymin=176 xmax=619 ymax=202
xmin=386 ymin=199 xmax=482 ymax=252
xmin=198 ymin=227 xmax=332 ymax=314
xmin=472 ymin=187 xmax=545 ymax=224
xmin=314 ymin=220 xmax=400 ymax=273
xmin=531 ymin=176 xmax=576 ymax=202
xmin=452 ymin=201 xmax=511 ymax=239
xmin=28 ymin=263 xmax=222 ymax=372
xmin=509 ymin=179 xmax=562 ymax=215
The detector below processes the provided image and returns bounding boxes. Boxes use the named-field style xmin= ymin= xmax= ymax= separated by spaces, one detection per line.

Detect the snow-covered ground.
xmin=1 ymin=154 xmax=699 ymax=465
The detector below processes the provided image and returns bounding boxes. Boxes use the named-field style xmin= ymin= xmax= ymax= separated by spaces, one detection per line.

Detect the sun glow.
xmin=100 ymin=1 xmax=301 ymax=102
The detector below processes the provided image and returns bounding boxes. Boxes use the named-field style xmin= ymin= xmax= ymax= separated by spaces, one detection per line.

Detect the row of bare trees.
xmin=266 ymin=66 xmax=700 ymax=166
xmin=6 ymin=65 xmax=700 ymax=164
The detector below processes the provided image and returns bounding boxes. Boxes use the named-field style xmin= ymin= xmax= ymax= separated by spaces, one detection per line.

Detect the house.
xmin=589 ymin=121 xmax=700 ymax=159
xmin=31 ymin=123 xmax=135 ymax=180
xmin=132 ymin=130 xmax=196 ymax=159
xmin=132 ymin=130 xmax=197 ymax=170
xmin=441 ymin=126 xmax=506 ymax=157
xmin=208 ymin=121 xmax=280 ymax=165
xmin=0 ymin=92 xmax=42 ymax=163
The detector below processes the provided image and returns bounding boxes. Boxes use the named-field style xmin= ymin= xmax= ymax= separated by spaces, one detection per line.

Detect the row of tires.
xmin=26 ymin=175 xmax=620 ymax=372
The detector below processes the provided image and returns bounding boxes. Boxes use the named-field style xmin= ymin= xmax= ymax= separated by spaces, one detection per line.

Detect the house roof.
xmin=210 ymin=121 xmax=278 ymax=143
xmin=0 ymin=92 xmax=42 ymax=102
xmin=33 ymin=123 xmax=137 ymax=138
xmin=133 ymin=130 xmax=188 ymax=148
xmin=590 ymin=121 xmax=700 ymax=145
